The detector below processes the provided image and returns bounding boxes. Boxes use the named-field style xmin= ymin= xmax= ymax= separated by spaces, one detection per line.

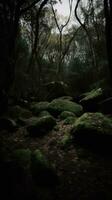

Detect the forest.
xmin=0 ymin=0 xmax=112 ymax=199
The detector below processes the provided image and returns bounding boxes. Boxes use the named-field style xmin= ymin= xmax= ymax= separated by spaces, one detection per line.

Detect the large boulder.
xmin=12 ymin=149 xmax=58 ymax=187
xmin=13 ymin=149 xmax=31 ymax=168
xmin=26 ymin=115 xmax=56 ymax=136
xmin=48 ymin=99 xmax=83 ymax=117
xmin=30 ymin=101 xmax=49 ymax=115
xmin=80 ymin=88 xmax=103 ymax=112
xmin=31 ymin=149 xmax=58 ymax=186
xmin=71 ymin=112 xmax=112 ymax=149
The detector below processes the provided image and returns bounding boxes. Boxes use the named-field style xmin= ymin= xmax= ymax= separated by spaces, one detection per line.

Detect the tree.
xmin=51 ymin=0 xmax=73 ymax=80
xmin=104 ymin=0 xmax=112 ymax=84
xmin=0 ymin=0 xmax=49 ymax=92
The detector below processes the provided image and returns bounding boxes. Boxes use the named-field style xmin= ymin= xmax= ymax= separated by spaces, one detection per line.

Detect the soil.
xmin=0 ymin=120 xmax=112 ymax=200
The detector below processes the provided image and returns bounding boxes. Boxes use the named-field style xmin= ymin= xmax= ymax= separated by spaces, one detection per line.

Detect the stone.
xmin=63 ymin=116 xmax=76 ymax=125
xmin=60 ymin=111 xmax=76 ymax=120
xmin=31 ymin=149 xmax=58 ymax=186
xmin=71 ymin=112 xmax=112 ymax=149
xmin=59 ymin=134 xmax=72 ymax=148
xmin=27 ymin=115 xmax=56 ymax=136
xmin=80 ymin=88 xmax=103 ymax=112
xmin=13 ymin=149 xmax=31 ymax=168
xmin=30 ymin=101 xmax=49 ymax=115
xmin=48 ymin=99 xmax=83 ymax=117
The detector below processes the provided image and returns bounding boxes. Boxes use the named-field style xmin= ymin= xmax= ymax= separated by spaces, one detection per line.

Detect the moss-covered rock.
xmin=80 ymin=88 xmax=103 ymax=112
xmin=59 ymin=134 xmax=72 ymax=148
xmin=30 ymin=101 xmax=49 ymax=115
xmin=31 ymin=149 xmax=58 ymax=186
xmin=13 ymin=149 xmax=31 ymax=168
xmin=48 ymin=99 xmax=83 ymax=117
xmin=63 ymin=116 xmax=76 ymax=125
xmin=38 ymin=110 xmax=51 ymax=118
xmin=60 ymin=111 xmax=76 ymax=120
xmin=80 ymin=88 xmax=103 ymax=101
xmin=31 ymin=150 xmax=49 ymax=170
xmin=27 ymin=115 xmax=56 ymax=136
xmin=71 ymin=112 xmax=112 ymax=148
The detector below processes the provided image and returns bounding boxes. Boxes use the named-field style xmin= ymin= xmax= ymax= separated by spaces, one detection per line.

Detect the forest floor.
xmin=1 ymin=118 xmax=112 ymax=200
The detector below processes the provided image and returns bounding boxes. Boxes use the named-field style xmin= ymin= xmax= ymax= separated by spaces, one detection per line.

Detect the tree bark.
xmin=104 ymin=0 xmax=112 ymax=84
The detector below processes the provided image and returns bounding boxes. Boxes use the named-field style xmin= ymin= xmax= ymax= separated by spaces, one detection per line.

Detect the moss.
xmin=74 ymin=112 xmax=112 ymax=135
xmin=38 ymin=111 xmax=51 ymax=118
xmin=48 ymin=99 xmax=83 ymax=117
xmin=64 ymin=116 xmax=76 ymax=125
xmin=13 ymin=149 xmax=31 ymax=168
xmin=31 ymin=149 xmax=49 ymax=170
xmin=31 ymin=149 xmax=58 ymax=186
xmin=27 ymin=115 xmax=56 ymax=136
xmin=80 ymin=88 xmax=102 ymax=102
xmin=60 ymin=111 xmax=76 ymax=120
xmin=31 ymin=101 xmax=49 ymax=115
xmin=59 ymin=134 xmax=72 ymax=148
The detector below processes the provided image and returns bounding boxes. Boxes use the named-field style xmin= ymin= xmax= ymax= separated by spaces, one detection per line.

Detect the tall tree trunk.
xmin=104 ymin=0 xmax=112 ymax=84
xmin=0 ymin=1 xmax=20 ymax=92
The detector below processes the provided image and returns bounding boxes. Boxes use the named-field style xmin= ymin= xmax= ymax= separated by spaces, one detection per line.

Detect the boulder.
xmin=48 ymin=99 xmax=83 ymax=117
xmin=38 ymin=110 xmax=51 ymax=117
xmin=31 ymin=149 xmax=58 ymax=186
xmin=27 ymin=115 xmax=56 ymax=136
xmin=60 ymin=111 xmax=76 ymax=120
xmin=71 ymin=112 xmax=112 ymax=149
xmin=58 ymin=134 xmax=72 ymax=148
xmin=80 ymin=88 xmax=103 ymax=112
xmin=63 ymin=116 xmax=76 ymax=125
xmin=30 ymin=101 xmax=49 ymax=115
xmin=13 ymin=149 xmax=31 ymax=168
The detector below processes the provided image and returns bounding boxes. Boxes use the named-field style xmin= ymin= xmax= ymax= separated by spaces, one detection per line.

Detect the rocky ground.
xmin=0 ymin=90 xmax=112 ymax=200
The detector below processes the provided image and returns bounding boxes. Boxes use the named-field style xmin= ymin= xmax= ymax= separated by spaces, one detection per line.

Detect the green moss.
xmin=59 ymin=134 xmax=72 ymax=148
xmin=60 ymin=111 xmax=76 ymax=120
xmin=31 ymin=149 xmax=58 ymax=186
xmin=31 ymin=149 xmax=49 ymax=170
xmin=38 ymin=111 xmax=51 ymax=118
xmin=27 ymin=115 xmax=56 ymax=136
xmin=64 ymin=116 xmax=76 ymax=125
xmin=48 ymin=99 xmax=83 ymax=116
xmin=31 ymin=101 xmax=49 ymax=114
xmin=13 ymin=149 xmax=31 ymax=168
xmin=73 ymin=112 xmax=112 ymax=135
xmin=80 ymin=88 xmax=102 ymax=102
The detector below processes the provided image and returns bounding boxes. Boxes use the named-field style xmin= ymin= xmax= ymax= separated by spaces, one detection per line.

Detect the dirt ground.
xmin=0 ymin=120 xmax=112 ymax=200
